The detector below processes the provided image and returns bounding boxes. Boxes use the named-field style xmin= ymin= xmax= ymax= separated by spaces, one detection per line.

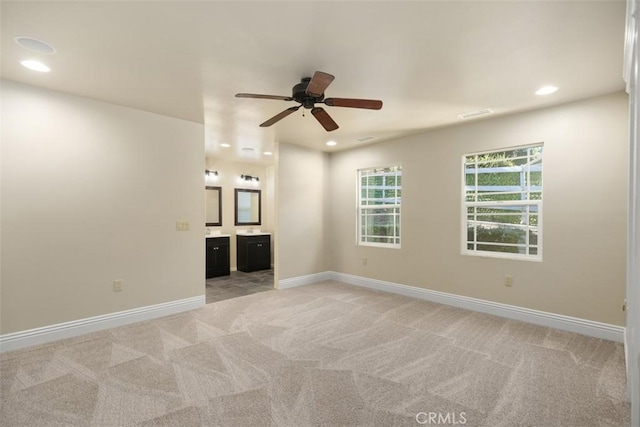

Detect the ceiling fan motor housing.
xmin=293 ymin=77 xmax=324 ymax=108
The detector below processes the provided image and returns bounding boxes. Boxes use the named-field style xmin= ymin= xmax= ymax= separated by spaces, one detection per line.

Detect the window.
xmin=358 ymin=165 xmax=402 ymax=247
xmin=463 ymin=144 xmax=543 ymax=260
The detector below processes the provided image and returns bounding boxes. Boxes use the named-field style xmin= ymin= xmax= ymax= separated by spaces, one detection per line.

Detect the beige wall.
xmin=277 ymin=143 xmax=330 ymax=280
xmin=203 ymin=158 xmax=273 ymax=269
xmin=1 ymin=80 xmax=205 ymax=334
xmin=328 ymin=92 xmax=628 ymax=325
xmin=1 ymin=81 xmax=627 ymax=335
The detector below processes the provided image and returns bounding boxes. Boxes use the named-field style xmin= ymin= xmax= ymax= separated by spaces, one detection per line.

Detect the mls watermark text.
xmin=415 ymin=411 xmax=467 ymax=425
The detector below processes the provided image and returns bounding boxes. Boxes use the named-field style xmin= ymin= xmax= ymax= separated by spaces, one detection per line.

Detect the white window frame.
xmin=357 ymin=165 xmax=402 ymax=248
xmin=462 ymin=143 xmax=543 ymax=261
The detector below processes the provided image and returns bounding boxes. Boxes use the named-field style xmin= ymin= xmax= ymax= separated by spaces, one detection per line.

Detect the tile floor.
xmin=205 ymin=269 xmax=274 ymax=304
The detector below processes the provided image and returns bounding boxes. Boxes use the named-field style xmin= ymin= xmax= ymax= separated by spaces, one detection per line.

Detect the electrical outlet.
xmin=113 ymin=280 xmax=123 ymax=292
xmin=363 ymin=257 xmax=368 ymax=266
xmin=504 ymin=275 xmax=513 ymax=287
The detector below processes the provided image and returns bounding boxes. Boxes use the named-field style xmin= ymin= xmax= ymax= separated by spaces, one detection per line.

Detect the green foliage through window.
xmin=464 ymin=144 xmax=543 ymax=259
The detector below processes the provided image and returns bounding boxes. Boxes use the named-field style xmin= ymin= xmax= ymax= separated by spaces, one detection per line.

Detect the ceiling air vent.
xmin=457 ymin=108 xmax=493 ymax=120
xmin=356 ymin=136 xmax=377 ymax=143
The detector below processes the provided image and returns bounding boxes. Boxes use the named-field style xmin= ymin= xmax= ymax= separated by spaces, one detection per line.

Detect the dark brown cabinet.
xmin=237 ymin=234 xmax=271 ymax=272
xmin=206 ymin=236 xmax=230 ymax=278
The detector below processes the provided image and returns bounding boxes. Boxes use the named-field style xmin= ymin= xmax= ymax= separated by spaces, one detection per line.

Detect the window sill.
xmin=359 ymin=242 xmax=401 ymax=249
xmin=462 ymin=249 xmax=542 ymax=262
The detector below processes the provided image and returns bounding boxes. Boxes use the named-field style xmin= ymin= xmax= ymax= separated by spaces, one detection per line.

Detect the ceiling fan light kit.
xmin=236 ymin=71 xmax=383 ymax=132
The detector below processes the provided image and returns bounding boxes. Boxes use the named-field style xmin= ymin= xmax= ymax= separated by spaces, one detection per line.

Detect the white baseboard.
xmin=279 ymin=271 xmax=332 ymax=289
xmin=0 ymin=295 xmax=205 ymax=353
xmin=284 ymin=271 xmax=625 ymax=343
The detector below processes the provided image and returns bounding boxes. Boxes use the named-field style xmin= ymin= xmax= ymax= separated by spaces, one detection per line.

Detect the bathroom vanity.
xmin=205 ymin=235 xmax=230 ymax=278
xmin=236 ymin=233 xmax=271 ymax=272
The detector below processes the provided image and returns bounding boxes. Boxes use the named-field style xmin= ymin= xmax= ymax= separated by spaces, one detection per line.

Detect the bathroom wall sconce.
xmin=239 ymin=174 xmax=260 ymax=186
xmin=205 ymin=170 xmax=219 ymax=181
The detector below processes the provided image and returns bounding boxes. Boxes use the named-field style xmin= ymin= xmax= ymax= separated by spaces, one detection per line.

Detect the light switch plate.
xmin=176 ymin=221 xmax=190 ymax=231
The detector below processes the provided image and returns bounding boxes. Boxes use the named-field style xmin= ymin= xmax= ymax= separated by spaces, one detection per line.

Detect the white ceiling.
xmin=1 ymin=1 xmax=626 ymax=164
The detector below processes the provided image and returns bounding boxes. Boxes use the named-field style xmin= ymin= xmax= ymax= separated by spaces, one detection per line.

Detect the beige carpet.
xmin=0 ymin=281 xmax=630 ymax=426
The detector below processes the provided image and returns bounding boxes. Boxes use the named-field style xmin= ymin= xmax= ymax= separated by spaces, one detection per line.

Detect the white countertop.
xmin=205 ymin=234 xmax=230 ymax=238
xmin=236 ymin=232 xmax=271 ymax=236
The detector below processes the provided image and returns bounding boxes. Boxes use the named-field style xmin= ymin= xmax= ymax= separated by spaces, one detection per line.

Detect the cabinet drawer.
xmin=206 ymin=236 xmax=230 ymax=245
xmin=237 ymin=235 xmax=270 ymax=244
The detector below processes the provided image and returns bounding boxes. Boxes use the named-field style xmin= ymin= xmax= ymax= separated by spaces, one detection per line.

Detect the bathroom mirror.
xmin=235 ymin=189 xmax=261 ymax=225
xmin=205 ymin=186 xmax=222 ymax=226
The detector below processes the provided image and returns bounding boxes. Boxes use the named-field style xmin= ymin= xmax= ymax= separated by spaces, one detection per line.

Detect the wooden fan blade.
xmin=311 ymin=107 xmax=339 ymax=132
xmin=236 ymin=93 xmax=293 ymax=101
xmin=260 ymin=106 xmax=300 ymax=127
xmin=324 ymin=98 xmax=383 ymax=110
xmin=306 ymin=71 xmax=335 ymax=97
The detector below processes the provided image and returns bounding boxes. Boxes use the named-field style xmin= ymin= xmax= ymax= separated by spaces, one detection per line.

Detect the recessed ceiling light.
xmin=241 ymin=147 xmax=255 ymax=152
xmin=326 ymin=140 xmax=337 ymax=147
xmin=220 ymin=143 xmax=231 ymax=148
xmin=20 ymin=60 xmax=50 ymax=72
xmin=14 ymin=36 xmax=56 ymax=54
xmin=535 ymin=85 xmax=558 ymax=96
xmin=263 ymin=151 xmax=273 ymax=156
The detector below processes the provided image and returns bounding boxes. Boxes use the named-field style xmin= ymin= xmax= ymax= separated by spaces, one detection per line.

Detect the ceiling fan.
xmin=235 ymin=71 xmax=383 ymax=132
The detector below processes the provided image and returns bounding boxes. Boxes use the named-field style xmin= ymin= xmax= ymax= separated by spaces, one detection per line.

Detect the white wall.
xmin=623 ymin=0 xmax=640 ymax=422
xmin=1 ymin=80 xmax=205 ymax=334
xmin=328 ymin=92 xmax=628 ymax=326
xmin=277 ymin=143 xmax=330 ymax=280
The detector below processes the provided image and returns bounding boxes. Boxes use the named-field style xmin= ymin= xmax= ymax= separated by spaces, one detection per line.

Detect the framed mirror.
xmin=235 ymin=188 xmax=261 ymax=225
xmin=205 ymin=186 xmax=222 ymax=226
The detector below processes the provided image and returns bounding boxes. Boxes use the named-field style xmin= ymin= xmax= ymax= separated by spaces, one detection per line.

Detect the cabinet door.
xmin=247 ymin=241 xmax=270 ymax=271
xmin=214 ymin=243 xmax=230 ymax=275
xmin=206 ymin=240 xmax=217 ymax=278
xmin=256 ymin=241 xmax=270 ymax=269
xmin=206 ymin=238 xmax=230 ymax=278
